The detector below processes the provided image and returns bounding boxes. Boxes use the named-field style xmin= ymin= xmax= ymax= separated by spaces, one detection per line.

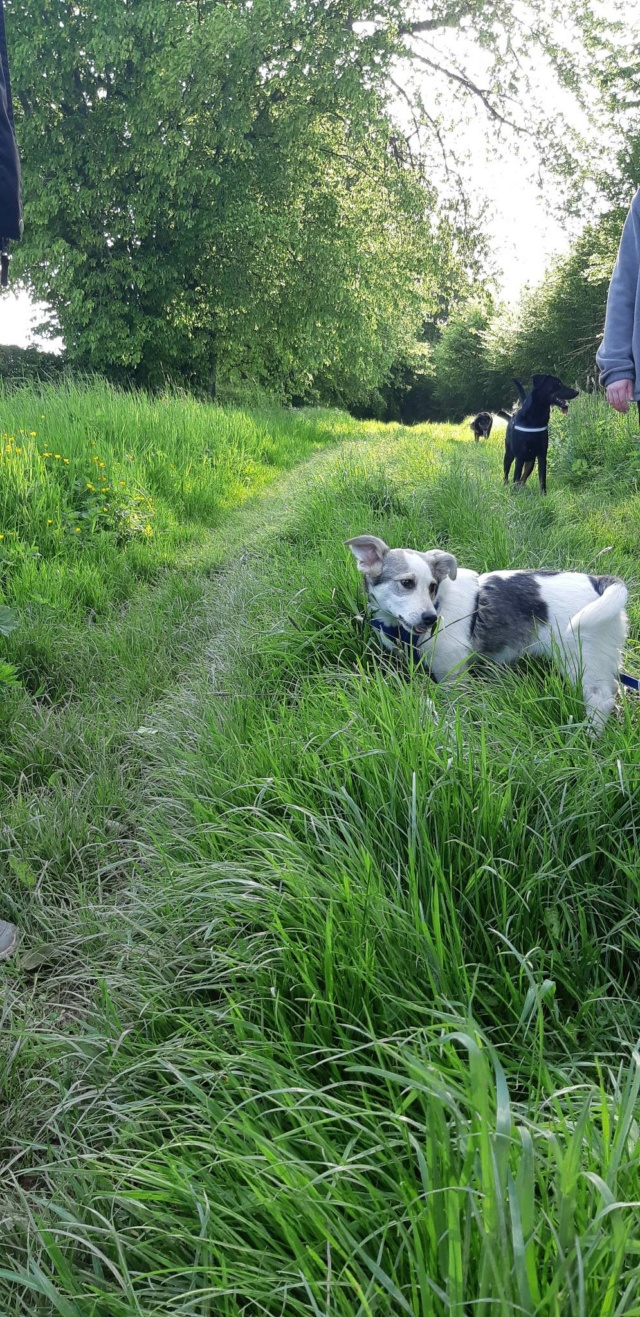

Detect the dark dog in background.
xmin=470 ymin=411 xmax=493 ymax=442
xmin=503 ymin=374 xmax=579 ymax=494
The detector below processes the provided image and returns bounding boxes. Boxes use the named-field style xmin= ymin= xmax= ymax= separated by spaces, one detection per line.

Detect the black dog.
xmin=503 ymin=374 xmax=578 ymax=494
xmin=470 ymin=411 xmax=493 ymax=442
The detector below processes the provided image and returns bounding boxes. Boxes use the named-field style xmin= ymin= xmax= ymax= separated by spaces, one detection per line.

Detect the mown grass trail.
xmin=2 ymin=386 xmax=640 ymax=1314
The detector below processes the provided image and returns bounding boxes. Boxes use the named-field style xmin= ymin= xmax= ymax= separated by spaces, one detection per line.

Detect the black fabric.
xmin=0 ymin=0 xmax=22 ymax=245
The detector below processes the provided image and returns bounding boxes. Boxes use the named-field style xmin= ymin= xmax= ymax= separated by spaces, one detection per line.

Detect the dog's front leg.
xmin=429 ymin=640 xmax=473 ymax=686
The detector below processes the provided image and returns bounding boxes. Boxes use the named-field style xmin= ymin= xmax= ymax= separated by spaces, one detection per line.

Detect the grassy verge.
xmin=2 ymin=391 xmax=640 ymax=1313
xmin=0 ymin=380 xmax=355 ymax=911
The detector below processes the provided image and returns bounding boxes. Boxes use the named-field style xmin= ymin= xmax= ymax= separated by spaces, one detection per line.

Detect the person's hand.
xmin=605 ymin=379 xmax=635 ymax=413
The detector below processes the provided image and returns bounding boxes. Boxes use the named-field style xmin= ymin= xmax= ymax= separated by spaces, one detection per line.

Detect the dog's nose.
xmin=421 ymin=610 xmax=437 ymax=626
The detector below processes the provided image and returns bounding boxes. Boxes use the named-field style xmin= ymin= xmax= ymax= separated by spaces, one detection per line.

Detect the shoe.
xmin=0 ymin=919 xmax=19 ymax=960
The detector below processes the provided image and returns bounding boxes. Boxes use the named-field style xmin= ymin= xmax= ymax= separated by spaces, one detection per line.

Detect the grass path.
xmin=3 ymin=391 xmax=640 ymax=1313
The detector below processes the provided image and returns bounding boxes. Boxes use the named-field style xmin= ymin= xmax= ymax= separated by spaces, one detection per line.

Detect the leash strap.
xmin=620 ymin=671 xmax=640 ymax=692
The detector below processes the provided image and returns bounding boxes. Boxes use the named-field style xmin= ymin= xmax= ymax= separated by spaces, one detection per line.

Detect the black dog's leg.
xmin=512 ymin=455 xmax=525 ymax=484
xmin=519 ymin=460 xmax=535 ymax=485
xmin=504 ymin=446 xmax=515 ymax=483
xmin=538 ymin=447 xmax=547 ymax=494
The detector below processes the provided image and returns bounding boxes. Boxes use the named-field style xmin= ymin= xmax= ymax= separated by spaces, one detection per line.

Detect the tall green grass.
xmin=2 ymin=391 xmax=640 ymax=1313
xmin=0 ymin=378 xmax=356 ymax=618
xmin=0 ymin=378 xmax=353 ymax=928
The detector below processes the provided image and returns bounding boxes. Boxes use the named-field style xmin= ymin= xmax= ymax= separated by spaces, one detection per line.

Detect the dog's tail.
xmin=513 ymin=378 xmax=527 ymax=403
xmin=566 ymin=581 xmax=628 ymax=635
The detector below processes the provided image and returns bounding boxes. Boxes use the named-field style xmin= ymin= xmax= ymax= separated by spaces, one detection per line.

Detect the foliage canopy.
xmin=7 ymin=0 xmax=619 ymax=401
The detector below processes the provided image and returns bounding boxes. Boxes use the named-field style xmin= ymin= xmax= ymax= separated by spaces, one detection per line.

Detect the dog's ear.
xmin=531 ymin=373 xmax=551 ymax=389
xmin=344 ymin=535 xmax=389 ymax=577
xmin=423 ymin=550 xmax=458 ymax=582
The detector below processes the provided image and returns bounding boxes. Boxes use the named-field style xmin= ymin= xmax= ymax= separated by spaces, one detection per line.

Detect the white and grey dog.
xmin=346 ymin=535 xmax=629 ymax=732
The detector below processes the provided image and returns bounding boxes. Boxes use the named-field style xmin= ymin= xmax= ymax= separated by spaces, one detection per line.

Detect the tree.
xmin=430 ymin=298 xmax=496 ymax=420
xmin=5 ymin=0 xmax=442 ymax=397
xmin=426 ymin=212 xmax=627 ymax=420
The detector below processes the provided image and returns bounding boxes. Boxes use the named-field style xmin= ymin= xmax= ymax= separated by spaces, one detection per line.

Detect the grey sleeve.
xmin=596 ymin=197 xmax=640 ymax=389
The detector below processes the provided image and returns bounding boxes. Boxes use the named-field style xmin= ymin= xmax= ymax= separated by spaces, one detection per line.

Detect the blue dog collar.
xmin=369 ymin=614 xmax=438 ymax=668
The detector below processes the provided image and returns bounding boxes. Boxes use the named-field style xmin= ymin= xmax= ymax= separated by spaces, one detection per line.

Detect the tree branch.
xmin=387 ymin=75 xmax=422 ymax=163
xmin=398 ymin=5 xmax=475 ymax=36
xmin=407 ymin=49 xmax=531 ymax=134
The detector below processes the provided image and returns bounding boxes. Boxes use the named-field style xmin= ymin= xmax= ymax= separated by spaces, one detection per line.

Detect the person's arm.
xmin=596 ymin=195 xmax=640 ymax=411
xmin=0 ymin=0 xmax=21 ymax=284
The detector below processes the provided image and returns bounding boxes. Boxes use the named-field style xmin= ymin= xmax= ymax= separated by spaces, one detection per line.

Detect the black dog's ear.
xmin=345 ymin=535 xmax=389 ymax=578
xmin=423 ymin=549 xmax=458 ymax=582
xmin=531 ymin=373 xmax=551 ymax=389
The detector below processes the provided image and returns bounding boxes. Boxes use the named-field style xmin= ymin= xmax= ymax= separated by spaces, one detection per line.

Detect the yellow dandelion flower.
xmin=0 ymin=534 xmax=4 ymax=540
xmin=42 ymin=452 xmax=51 ymax=458
xmin=63 ymin=459 xmax=69 ymax=464
xmin=47 ymin=519 xmax=53 ymax=524
xmin=15 ymin=447 xmax=22 ymax=453
xmin=54 ymin=454 xmax=61 ymax=459
xmin=86 ymin=483 xmax=95 ymax=490
xmin=29 ymin=431 xmax=37 ymax=437
xmin=102 ymin=506 xmax=109 ymax=512
xmin=118 ymin=480 xmax=125 ymax=486
xmin=74 ymin=527 xmax=81 ymax=532
xmin=98 ymin=461 xmax=105 ymax=468
xmin=92 ymin=456 xmax=99 ymax=463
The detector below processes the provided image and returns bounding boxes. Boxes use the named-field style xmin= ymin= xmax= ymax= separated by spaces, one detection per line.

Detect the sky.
xmin=0 ymin=289 xmax=60 ymax=351
xmin=463 ymin=147 xmax=574 ymax=301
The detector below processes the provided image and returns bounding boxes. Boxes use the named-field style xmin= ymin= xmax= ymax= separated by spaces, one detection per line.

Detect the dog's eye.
xmin=399 ymin=577 xmax=415 ymax=590
xmin=429 ymin=582 xmax=437 ymax=598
